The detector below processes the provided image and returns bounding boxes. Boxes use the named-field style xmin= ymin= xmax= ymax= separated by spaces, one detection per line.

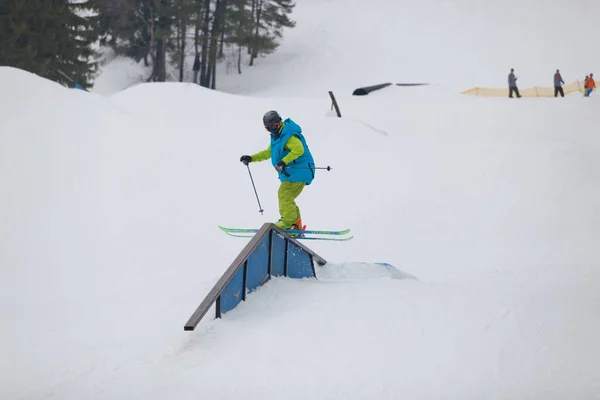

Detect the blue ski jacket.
xmin=271 ymin=119 xmax=315 ymax=185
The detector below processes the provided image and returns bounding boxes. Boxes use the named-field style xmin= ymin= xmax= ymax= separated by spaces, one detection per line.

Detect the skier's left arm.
xmin=281 ymin=136 xmax=305 ymax=165
xmin=250 ymin=146 xmax=272 ymax=162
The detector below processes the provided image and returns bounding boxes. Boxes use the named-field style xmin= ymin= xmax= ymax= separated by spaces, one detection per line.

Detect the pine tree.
xmin=95 ymin=0 xmax=155 ymax=67
xmin=96 ymin=0 xmax=183 ymax=82
xmin=0 ymin=0 xmax=41 ymax=74
xmin=61 ymin=0 xmax=99 ymax=87
xmin=248 ymin=0 xmax=294 ymax=66
xmin=0 ymin=0 xmax=97 ymax=88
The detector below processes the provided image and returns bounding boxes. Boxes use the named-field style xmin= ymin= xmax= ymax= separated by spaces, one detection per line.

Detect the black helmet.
xmin=263 ymin=110 xmax=282 ymax=134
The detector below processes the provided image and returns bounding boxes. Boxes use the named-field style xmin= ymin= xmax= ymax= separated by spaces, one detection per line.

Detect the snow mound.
xmin=2 ymin=57 xmax=600 ymax=399
xmin=317 ymin=262 xmax=417 ymax=281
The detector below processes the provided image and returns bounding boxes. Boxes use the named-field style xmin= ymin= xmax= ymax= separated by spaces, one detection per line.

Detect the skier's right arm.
xmin=250 ymin=146 xmax=271 ymax=162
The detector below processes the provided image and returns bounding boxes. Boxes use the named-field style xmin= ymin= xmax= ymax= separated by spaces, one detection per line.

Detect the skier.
xmin=585 ymin=73 xmax=596 ymax=97
xmin=240 ymin=110 xmax=315 ymax=231
xmin=508 ymin=68 xmax=521 ymax=98
xmin=554 ymin=69 xmax=565 ymax=97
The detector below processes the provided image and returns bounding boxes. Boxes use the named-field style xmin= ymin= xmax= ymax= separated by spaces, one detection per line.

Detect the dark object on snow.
xmin=73 ymin=83 xmax=87 ymax=91
xmin=192 ymin=55 xmax=201 ymax=84
xmin=192 ymin=55 xmax=201 ymax=72
xmin=352 ymin=83 xmax=392 ymax=96
xmin=329 ymin=91 xmax=342 ymax=117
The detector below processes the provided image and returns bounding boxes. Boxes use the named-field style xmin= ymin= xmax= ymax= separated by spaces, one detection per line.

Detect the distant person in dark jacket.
xmin=192 ymin=54 xmax=201 ymax=84
xmin=508 ymin=68 xmax=521 ymax=98
xmin=554 ymin=69 xmax=565 ymax=97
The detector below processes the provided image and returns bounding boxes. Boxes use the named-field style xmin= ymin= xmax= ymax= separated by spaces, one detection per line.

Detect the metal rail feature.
xmin=184 ymin=223 xmax=326 ymax=331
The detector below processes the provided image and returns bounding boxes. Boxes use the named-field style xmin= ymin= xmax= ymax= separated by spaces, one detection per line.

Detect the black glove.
xmin=275 ymin=161 xmax=286 ymax=171
xmin=240 ymin=155 xmax=252 ymax=165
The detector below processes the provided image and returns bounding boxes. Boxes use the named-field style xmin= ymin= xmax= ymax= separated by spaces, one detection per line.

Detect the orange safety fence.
xmin=462 ymin=81 xmax=595 ymax=97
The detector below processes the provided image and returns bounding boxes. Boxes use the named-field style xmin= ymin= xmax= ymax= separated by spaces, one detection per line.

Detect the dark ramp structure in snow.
xmin=352 ymin=83 xmax=392 ymax=96
xmin=396 ymin=83 xmax=429 ymax=87
xmin=352 ymin=82 xmax=430 ymax=96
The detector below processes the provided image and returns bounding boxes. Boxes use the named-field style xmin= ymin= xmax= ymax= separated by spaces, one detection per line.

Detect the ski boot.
xmin=275 ymin=219 xmax=306 ymax=237
xmin=288 ymin=219 xmax=306 ymax=238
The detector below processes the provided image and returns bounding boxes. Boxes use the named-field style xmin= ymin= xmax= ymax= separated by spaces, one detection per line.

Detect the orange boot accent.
xmin=295 ymin=219 xmax=306 ymax=231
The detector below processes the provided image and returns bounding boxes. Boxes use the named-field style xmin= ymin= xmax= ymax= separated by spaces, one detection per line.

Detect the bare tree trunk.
xmin=193 ymin=7 xmax=201 ymax=84
xmin=206 ymin=0 xmax=223 ymax=88
xmin=153 ymin=39 xmax=167 ymax=81
xmin=199 ymin=0 xmax=212 ymax=87
xmin=194 ymin=12 xmax=200 ymax=54
xmin=219 ymin=29 xmax=225 ymax=58
xmin=179 ymin=21 xmax=187 ymax=82
xmin=237 ymin=44 xmax=242 ymax=74
xmin=149 ymin=8 xmax=156 ymax=67
xmin=250 ymin=0 xmax=262 ymax=66
xmin=151 ymin=1 xmax=170 ymax=83
xmin=210 ymin=64 xmax=216 ymax=89
xmin=176 ymin=22 xmax=181 ymax=55
xmin=145 ymin=11 xmax=156 ymax=80
xmin=248 ymin=0 xmax=255 ymax=55
xmin=218 ymin=0 xmax=228 ymax=64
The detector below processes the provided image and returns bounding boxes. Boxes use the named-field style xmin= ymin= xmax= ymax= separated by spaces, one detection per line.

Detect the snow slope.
xmin=3 ymin=0 xmax=600 ymax=398
xmin=3 ymin=65 xmax=600 ymax=399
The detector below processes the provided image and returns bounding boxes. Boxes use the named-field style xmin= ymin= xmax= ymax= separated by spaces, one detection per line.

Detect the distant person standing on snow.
xmin=240 ymin=110 xmax=315 ymax=231
xmin=585 ymin=73 xmax=596 ymax=97
xmin=508 ymin=68 xmax=521 ymax=98
xmin=554 ymin=69 xmax=565 ymax=97
xmin=192 ymin=55 xmax=201 ymax=84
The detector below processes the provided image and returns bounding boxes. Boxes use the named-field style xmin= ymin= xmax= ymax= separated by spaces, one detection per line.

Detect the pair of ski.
xmin=218 ymin=226 xmax=353 ymax=241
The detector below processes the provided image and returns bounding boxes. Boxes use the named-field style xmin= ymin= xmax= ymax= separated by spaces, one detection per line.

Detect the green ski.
xmin=222 ymin=231 xmax=354 ymax=241
xmin=218 ymin=225 xmax=351 ymax=236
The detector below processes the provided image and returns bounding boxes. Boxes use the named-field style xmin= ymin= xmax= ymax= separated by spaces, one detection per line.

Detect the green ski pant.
xmin=276 ymin=181 xmax=306 ymax=229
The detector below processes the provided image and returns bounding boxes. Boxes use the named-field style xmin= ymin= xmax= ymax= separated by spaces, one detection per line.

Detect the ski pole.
xmin=287 ymin=165 xmax=333 ymax=171
xmin=246 ymin=164 xmax=264 ymax=214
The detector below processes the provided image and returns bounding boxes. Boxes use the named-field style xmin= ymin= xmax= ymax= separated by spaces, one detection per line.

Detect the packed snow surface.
xmin=2 ymin=0 xmax=600 ymax=398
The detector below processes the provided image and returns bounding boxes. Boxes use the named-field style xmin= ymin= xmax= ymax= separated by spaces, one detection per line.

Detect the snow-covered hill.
xmin=2 ymin=0 xmax=600 ymax=398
